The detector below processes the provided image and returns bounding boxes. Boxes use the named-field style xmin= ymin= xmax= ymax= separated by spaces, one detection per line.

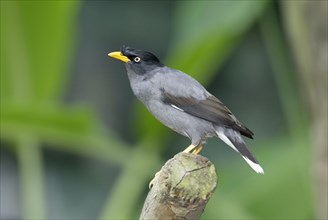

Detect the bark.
xmin=140 ymin=152 xmax=217 ymax=220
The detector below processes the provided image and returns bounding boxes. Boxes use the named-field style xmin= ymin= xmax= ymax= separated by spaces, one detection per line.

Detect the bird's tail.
xmin=215 ymin=127 xmax=264 ymax=174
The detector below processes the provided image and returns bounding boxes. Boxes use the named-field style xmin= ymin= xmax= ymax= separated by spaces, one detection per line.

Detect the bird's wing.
xmin=161 ymin=91 xmax=254 ymax=139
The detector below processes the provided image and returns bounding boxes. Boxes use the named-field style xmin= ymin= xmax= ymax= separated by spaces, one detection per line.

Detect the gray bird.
xmin=108 ymin=46 xmax=264 ymax=174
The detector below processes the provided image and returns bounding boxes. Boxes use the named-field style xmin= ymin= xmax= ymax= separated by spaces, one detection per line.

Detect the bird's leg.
xmin=183 ymin=144 xmax=198 ymax=153
xmin=192 ymin=145 xmax=203 ymax=154
xmin=183 ymin=142 xmax=205 ymax=154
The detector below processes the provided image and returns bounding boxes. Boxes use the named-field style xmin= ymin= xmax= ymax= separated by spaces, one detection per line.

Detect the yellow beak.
xmin=108 ymin=51 xmax=130 ymax=63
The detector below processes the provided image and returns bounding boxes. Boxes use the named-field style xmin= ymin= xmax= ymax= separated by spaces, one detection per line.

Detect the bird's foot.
xmin=192 ymin=145 xmax=203 ymax=154
xmin=149 ymin=171 xmax=161 ymax=189
xmin=183 ymin=144 xmax=203 ymax=154
xmin=183 ymin=144 xmax=197 ymax=153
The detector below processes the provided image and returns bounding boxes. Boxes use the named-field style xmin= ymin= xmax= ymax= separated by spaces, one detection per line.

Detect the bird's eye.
xmin=134 ymin=57 xmax=141 ymax=63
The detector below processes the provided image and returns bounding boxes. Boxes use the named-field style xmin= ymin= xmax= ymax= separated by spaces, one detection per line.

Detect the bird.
xmin=108 ymin=46 xmax=264 ymax=174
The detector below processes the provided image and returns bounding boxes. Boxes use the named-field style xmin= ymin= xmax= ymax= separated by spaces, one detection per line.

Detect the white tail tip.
xmin=242 ymin=156 xmax=264 ymax=174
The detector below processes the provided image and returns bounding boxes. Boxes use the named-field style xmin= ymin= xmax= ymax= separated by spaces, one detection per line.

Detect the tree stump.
xmin=140 ymin=152 xmax=217 ymax=220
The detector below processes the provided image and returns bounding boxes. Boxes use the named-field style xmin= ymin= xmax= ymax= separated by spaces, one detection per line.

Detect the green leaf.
xmin=1 ymin=1 xmax=79 ymax=102
xmin=167 ymin=0 xmax=270 ymax=83
xmin=1 ymin=103 xmax=131 ymax=165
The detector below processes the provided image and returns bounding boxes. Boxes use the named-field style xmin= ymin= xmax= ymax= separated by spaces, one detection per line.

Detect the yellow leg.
xmin=192 ymin=145 xmax=203 ymax=154
xmin=183 ymin=144 xmax=197 ymax=153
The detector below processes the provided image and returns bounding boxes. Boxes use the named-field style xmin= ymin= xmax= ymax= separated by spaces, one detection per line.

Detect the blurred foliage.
xmin=0 ymin=1 xmax=318 ymax=220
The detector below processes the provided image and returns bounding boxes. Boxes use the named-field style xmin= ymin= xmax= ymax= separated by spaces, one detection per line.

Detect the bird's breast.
xmin=129 ymin=78 xmax=160 ymax=104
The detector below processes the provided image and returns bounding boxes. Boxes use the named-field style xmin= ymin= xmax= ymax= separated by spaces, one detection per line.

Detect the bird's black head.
xmin=121 ymin=46 xmax=163 ymax=66
xmin=109 ymin=46 xmax=164 ymax=76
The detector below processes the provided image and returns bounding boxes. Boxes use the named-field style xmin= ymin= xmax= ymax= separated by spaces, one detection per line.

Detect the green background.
xmin=1 ymin=1 xmax=326 ymax=219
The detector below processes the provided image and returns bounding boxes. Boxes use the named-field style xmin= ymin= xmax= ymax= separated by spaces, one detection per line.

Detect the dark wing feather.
xmin=162 ymin=92 xmax=254 ymax=139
